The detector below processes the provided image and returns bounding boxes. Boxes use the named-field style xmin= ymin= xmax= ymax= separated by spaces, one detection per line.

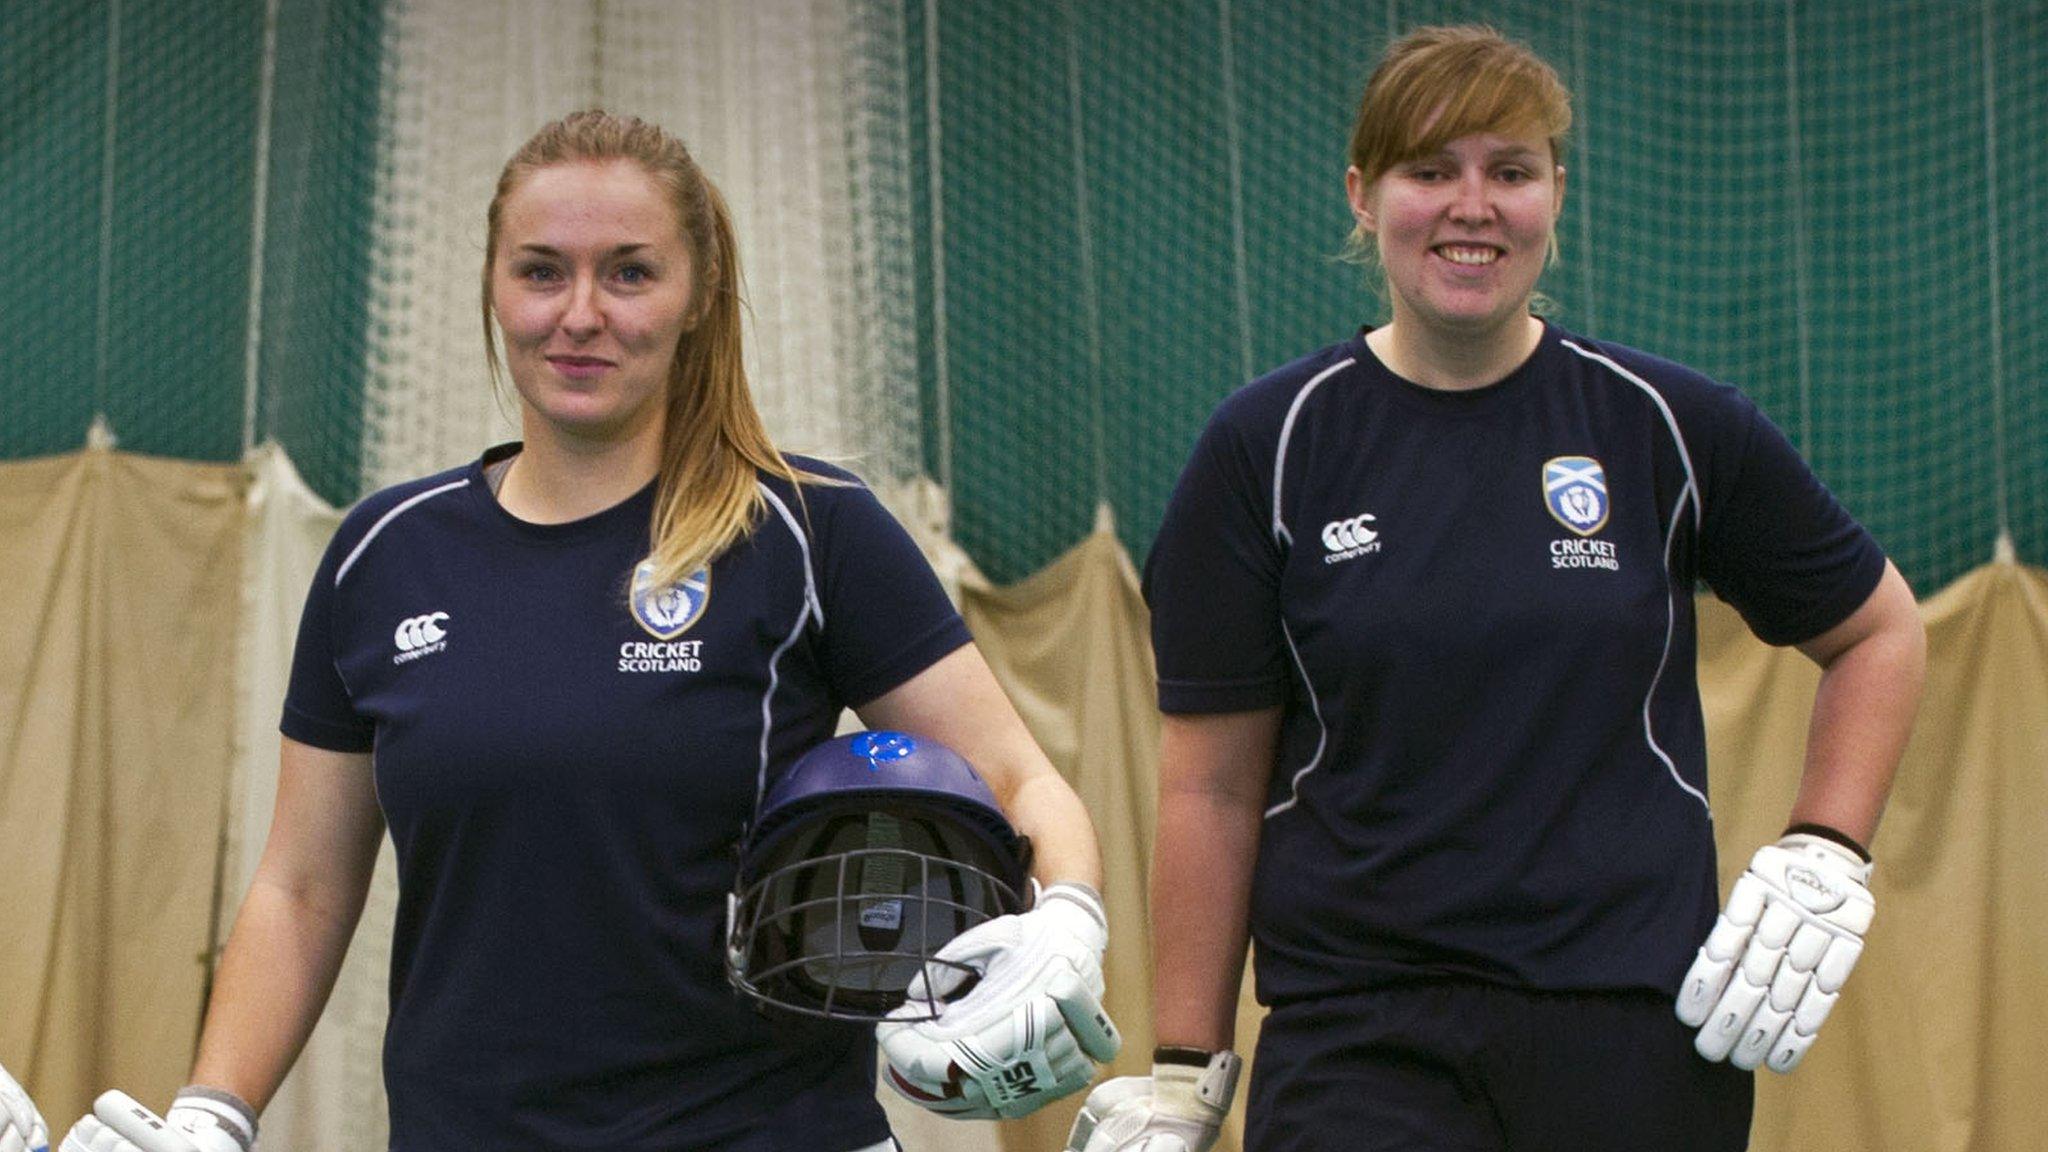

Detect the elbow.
xmin=1877 ymin=566 xmax=1929 ymax=695
xmin=1833 ymin=564 xmax=1928 ymax=706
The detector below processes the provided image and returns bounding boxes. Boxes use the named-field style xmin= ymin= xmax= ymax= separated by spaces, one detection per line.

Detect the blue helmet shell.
xmin=741 ymin=731 xmax=1025 ymax=879
xmin=726 ymin=731 xmax=1034 ymax=1021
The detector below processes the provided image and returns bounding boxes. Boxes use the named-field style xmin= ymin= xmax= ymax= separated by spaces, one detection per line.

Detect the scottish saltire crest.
xmin=1543 ymin=456 xmax=1610 ymax=535
xmin=631 ymin=560 xmax=711 ymax=639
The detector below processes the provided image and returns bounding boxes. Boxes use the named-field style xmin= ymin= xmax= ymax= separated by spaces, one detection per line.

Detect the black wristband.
xmin=1153 ymin=1045 xmax=1215 ymax=1067
xmin=1783 ymin=822 xmax=1872 ymax=863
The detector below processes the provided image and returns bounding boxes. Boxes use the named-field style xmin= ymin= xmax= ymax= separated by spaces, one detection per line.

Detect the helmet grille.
xmin=728 ymin=807 xmax=1026 ymax=1020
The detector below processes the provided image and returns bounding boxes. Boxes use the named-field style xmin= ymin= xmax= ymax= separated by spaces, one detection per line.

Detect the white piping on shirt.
xmin=1559 ymin=338 xmax=1711 ymax=814
xmin=333 ymin=478 xmax=470 ymax=586
xmin=1264 ymin=619 xmax=1329 ymax=819
xmin=759 ymin=484 xmax=824 ymax=627
xmin=752 ymin=482 xmax=823 ymax=812
xmin=1649 ymin=487 xmax=1711 ymax=811
xmin=1559 ymin=340 xmax=1702 ymax=524
xmin=1263 ymin=357 xmax=1353 ymax=818
xmin=1271 ymin=357 xmax=1358 ymax=545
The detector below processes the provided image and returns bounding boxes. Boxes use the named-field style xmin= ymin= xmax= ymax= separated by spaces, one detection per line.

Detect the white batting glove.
xmin=59 ymin=1090 xmax=255 ymax=1152
xmin=1066 ymin=1049 xmax=1241 ymax=1152
xmin=1676 ymin=832 xmax=1875 ymax=1073
xmin=878 ymin=882 xmax=1122 ymax=1119
xmin=0 ymin=1061 xmax=50 ymax=1152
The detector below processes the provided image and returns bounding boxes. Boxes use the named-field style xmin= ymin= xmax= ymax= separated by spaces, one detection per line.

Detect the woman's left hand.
xmin=877 ymin=883 xmax=1123 ymax=1120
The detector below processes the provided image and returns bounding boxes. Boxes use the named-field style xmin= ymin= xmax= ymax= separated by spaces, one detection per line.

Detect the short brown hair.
xmin=1341 ymin=26 xmax=1572 ymax=276
xmin=1348 ymin=25 xmax=1572 ymax=185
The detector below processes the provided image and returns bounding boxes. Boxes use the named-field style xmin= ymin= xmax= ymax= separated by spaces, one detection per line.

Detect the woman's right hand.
xmin=0 ymin=1061 xmax=49 ymax=1152
xmin=58 ymin=1091 xmax=252 ymax=1152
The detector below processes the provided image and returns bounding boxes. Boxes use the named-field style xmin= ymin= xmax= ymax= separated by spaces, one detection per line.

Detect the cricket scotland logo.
xmin=1543 ymin=456 xmax=1610 ymax=536
xmin=630 ymin=560 xmax=711 ymax=639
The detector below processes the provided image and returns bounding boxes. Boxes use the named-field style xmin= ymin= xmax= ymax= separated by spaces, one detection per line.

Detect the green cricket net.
xmin=917 ymin=0 xmax=2044 ymax=589
xmin=3 ymin=0 xmax=2040 ymax=594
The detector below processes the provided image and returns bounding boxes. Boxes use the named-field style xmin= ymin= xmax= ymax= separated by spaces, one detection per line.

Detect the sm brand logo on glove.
xmin=970 ymin=1048 xmax=1058 ymax=1109
xmin=999 ymin=1063 xmax=1042 ymax=1097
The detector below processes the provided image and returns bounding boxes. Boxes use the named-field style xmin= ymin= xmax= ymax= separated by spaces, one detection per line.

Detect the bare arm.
xmin=1151 ymin=707 xmax=1281 ymax=1053
xmin=1788 ymin=561 xmax=1927 ymax=848
xmin=188 ymin=737 xmax=385 ymax=1111
xmin=857 ymin=644 xmax=1101 ymax=891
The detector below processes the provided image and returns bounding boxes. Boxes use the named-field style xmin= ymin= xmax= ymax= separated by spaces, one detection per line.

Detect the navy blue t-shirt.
xmin=282 ymin=445 xmax=971 ymax=1151
xmin=1144 ymin=323 xmax=1885 ymax=1007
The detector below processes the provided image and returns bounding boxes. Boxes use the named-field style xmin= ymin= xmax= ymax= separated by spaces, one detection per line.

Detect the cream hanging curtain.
xmin=0 ymin=448 xmax=246 ymax=1128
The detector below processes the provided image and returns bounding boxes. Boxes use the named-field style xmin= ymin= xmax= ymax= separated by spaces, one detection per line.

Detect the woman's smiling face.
xmin=1350 ymin=128 xmax=1564 ymax=341
xmin=489 ymin=159 xmax=696 ymax=448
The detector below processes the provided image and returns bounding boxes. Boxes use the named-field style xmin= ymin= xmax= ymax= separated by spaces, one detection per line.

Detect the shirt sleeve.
xmin=1694 ymin=393 xmax=1888 ymax=646
xmin=808 ymin=479 xmax=973 ymax=707
xmin=1143 ymin=401 xmax=1291 ymax=714
xmin=280 ymin=520 xmax=378 ymax=752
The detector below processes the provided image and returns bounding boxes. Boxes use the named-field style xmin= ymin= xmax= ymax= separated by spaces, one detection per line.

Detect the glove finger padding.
xmin=0 ymin=1063 xmax=50 ymax=1152
xmin=63 ymin=1094 xmax=192 ymax=1152
xmin=1087 ymin=1116 xmax=1193 ymax=1152
xmin=957 ymin=998 xmax=1101 ymax=1117
xmin=882 ymin=991 xmax=1102 ymax=1118
xmin=1066 ymin=1077 xmax=1155 ymax=1151
xmin=1065 ymin=1052 xmax=1239 ymax=1152
xmin=57 ymin=1117 xmax=115 ymax=1152
xmin=1676 ymin=834 xmax=1874 ymax=1073
xmin=1070 ymin=1077 xmax=1195 ymax=1152
xmin=880 ymin=883 xmax=1120 ymax=1119
xmin=1046 ymin=964 xmax=1122 ymax=1063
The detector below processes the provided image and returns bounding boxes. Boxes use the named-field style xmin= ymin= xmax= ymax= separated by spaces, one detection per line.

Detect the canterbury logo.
xmin=1321 ymin=513 xmax=1378 ymax=553
xmin=394 ymin=612 xmax=449 ymax=651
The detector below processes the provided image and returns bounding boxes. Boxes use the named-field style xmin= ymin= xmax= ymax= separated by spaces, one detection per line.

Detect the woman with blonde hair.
xmin=1072 ymin=25 xmax=1923 ymax=1152
xmin=42 ymin=109 xmax=1116 ymax=1152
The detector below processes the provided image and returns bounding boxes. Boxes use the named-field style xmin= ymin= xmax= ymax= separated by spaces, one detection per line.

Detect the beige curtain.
xmin=5 ymin=460 xmax=2045 ymax=1151
xmin=0 ymin=448 xmax=246 ymax=1129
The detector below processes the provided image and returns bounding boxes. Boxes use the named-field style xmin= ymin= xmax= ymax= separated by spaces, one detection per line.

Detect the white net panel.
xmin=361 ymin=0 xmax=925 ymax=500
xmin=358 ymin=0 xmax=596 ymax=489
